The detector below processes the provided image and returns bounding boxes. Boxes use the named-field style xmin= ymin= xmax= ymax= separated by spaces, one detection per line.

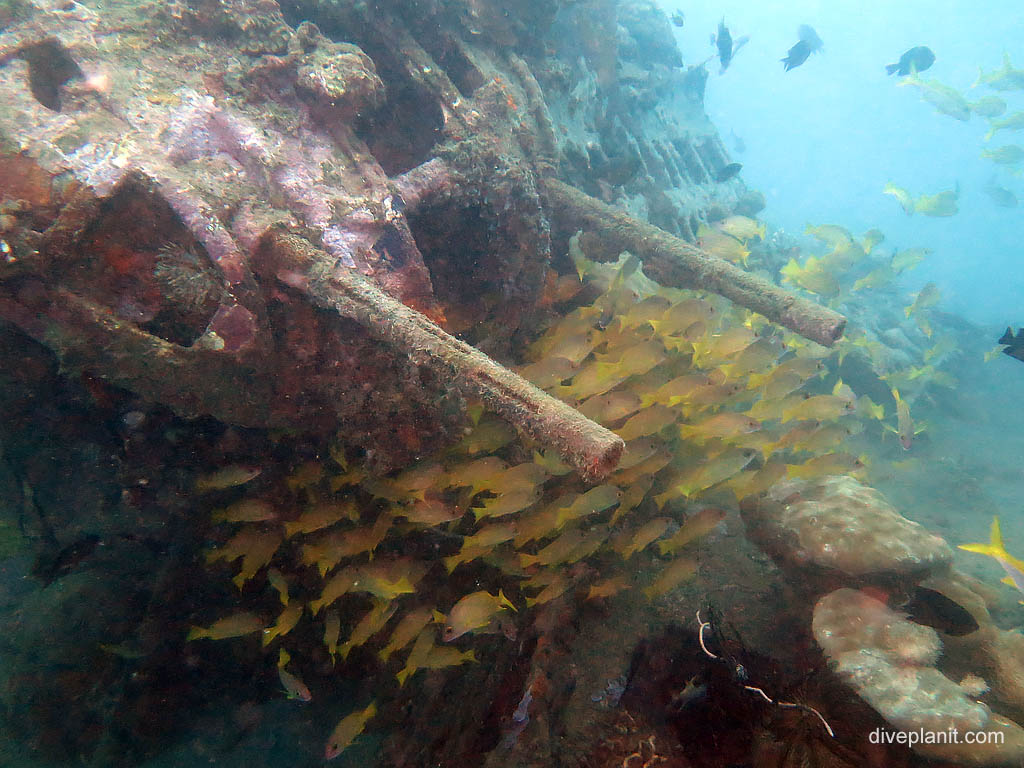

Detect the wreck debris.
xmin=543 ymin=179 xmax=847 ymax=347
xmin=259 ymin=228 xmax=625 ymax=481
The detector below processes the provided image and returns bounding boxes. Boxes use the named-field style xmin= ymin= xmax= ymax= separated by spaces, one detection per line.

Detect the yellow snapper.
xmin=905 ymin=282 xmax=940 ymax=318
xmin=211 ymin=499 xmax=277 ymax=524
xmin=262 ymin=600 xmax=304 ymax=646
xmin=891 ymin=247 xmax=929 ymax=273
xmin=268 ymin=568 xmax=289 ymax=606
xmin=187 ymin=611 xmax=263 ymax=642
xmin=697 ymin=225 xmax=750 ymax=265
xmin=788 ymin=452 xmax=866 ymax=479
xmin=616 ymin=405 xmax=677 ymax=441
xmin=338 ymin=601 xmax=399 ymax=660
xmin=643 ymin=556 xmax=698 ymax=599
xmin=555 ymin=484 xmax=622 ymax=528
xmin=324 ymin=610 xmax=341 ymax=660
xmin=915 ymin=186 xmax=959 ymax=217
xmin=617 ymin=517 xmax=672 ymax=558
xmin=300 ymin=515 xmax=392 ymax=576
xmin=718 ymin=215 xmax=766 ymax=241
xmin=520 ymin=528 xmax=585 ymax=568
xmin=227 ymin=530 xmax=283 ymax=589
xmin=284 ymin=501 xmax=358 ymax=538
xmin=442 ymin=590 xmax=516 ymax=641
xmin=578 ymin=390 xmax=644 ymax=424
xmin=519 ymin=357 xmax=580 ymax=389
xmin=586 ymin=575 xmax=631 ymax=600
xmin=781 ymin=394 xmax=855 ymax=423
xmin=657 ymin=507 xmax=726 ymax=556
xmin=379 ymin=606 xmax=435 ymax=662
xmin=195 ymin=465 xmax=261 ymax=493
xmin=324 ymin=701 xmax=376 ymax=760
xmin=679 ymin=412 xmax=760 ymax=441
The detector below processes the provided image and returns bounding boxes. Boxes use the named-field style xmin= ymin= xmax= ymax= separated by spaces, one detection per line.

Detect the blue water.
xmin=665 ymin=0 xmax=1024 ymax=325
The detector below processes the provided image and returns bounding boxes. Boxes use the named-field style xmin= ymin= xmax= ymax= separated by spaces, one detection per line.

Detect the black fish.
xmin=781 ymin=40 xmax=812 ymax=71
xmin=715 ymin=163 xmax=742 ymax=182
xmin=1000 ymin=327 xmax=1024 ymax=362
xmin=798 ymin=24 xmax=823 ymax=54
xmin=670 ymin=10 xmax=685 ymax=28
xmin=886 ymin=46 xmax=935 ymax=76
xmin=716 ymin=19 xmax=733 ymax=73
xmin=902 ymin=586 xmax=979 ymax=636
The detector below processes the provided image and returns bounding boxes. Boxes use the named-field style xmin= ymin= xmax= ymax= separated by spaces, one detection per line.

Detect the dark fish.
xmin=716 ymin=19 xmax=733 ymax=73
xmin=781 ymin=40 xmax=812 ymax=71
xmin=797 ymin=24 xmax=824 ymax=54
xmin=32 ymin=534 xmax=100 ymax=585
xmin=985 ymin=178 xmax=1018 ymax=208
xmin=1000 ymin=327 xmax=1024 ymax=362
xmin=715 ymin=163 xmax=742 ymax=182
xmin=670 ymin=10 xmax=685 ymax=28
xmin=902 ymin=586 xmax=979 ymax=636
xmin=886 ymin=46 xmax=936 ymax=76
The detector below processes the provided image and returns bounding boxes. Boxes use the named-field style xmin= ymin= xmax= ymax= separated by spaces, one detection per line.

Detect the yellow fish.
xmin=284 ymin=501 xmax=358 ymax=538
xmin=679 ymin=412 xmax=761 ymax=441
xmin=890 ymin=247 xmax=929 ymax=274
xmin=211 ymin=499 xmax=277 ymax=524
xmin=697 ymin=224 xmax=750 ymax=265
xmin=861 ymin=228 xmax=885 ymax=254
xmin=187 ymin=612 xmax=263 ymax=642
xmin=519 ymin=357 xmax=580 ymax=389
xmin=890 ymin=388 xmax=914 ymax=450
xmin=442 ymin=456 xmax=509 ymax=494
xmin=379 ymin=606 xmax=435 ymax=662
xmin=338 ymin=601 xmax=399 ymax=661
xmin=301 ymin=515 xmax=392 ymax=576
xmin=649 ymin=298 xmax=717 ymax=338
xmin=442 ymin=590 xmax=517 ymax=641
xmin=324 ymin=610 xmax=341 ymax=661
xmin=959 ymin=516 xmax=1024 ymax=601
xmin=788 ymin=452 xmax=866 ymax=479
xmin=915 ymin=186 xmax=959 ymax=217
xmin=463 ymin=521 xmax=518 ymax=550
xmin=905 ymin=282 xmax=940 ymax=318
xmin=472 ymin=487 xmax=542 ymax=521
xmin=718 ymin=215 xmax=766 ymax=241
xmin=195 ymin=465 xmax=261 ymax=493
xmin=396 ymin=627 xmax=436 ymax=685
xmin=617 ymin=517 xmax=672 ymax=558
xmin=268 ymin=568 xmax=289 ymax=606
xmin=657 ymin=507 xmax=726 ymax=556
xmin=578 ymin=390 xmax=643 ymax=424
xmin=780 ymin=257 xmax=840 ymax=296
xmin=262 ymin=600 xmax=304 ymax=646
xmin=324 ymin=701 xmax=376 ymax=760
xmin=554 ymin=485 xmax=622 ymax=528
xmin=520 ymin=528 xmax=585 ymax=568
xmin=397 ymin=497 xmax=463 ymax=526
xmin=805 ymin=223 xmax=854 ymax=250
xmin=230 ymin=530 xmax=283 ymax=590
xmin=656 ymin=448 xmax=758 ymax=503
xmin=524 ymin=570 xmax=571 ymax=608
xmin=586 ymin=575 xmax=631 ymax=600
xmin=781 ymin=394 xmax=855 ymax=423
xmin=616 ymin=405 xmax=677 ymax=441
xmin=643 ymin=556 xmax=698 ymax=600
xmin=883 ymin=183 xmax=914 ymax=215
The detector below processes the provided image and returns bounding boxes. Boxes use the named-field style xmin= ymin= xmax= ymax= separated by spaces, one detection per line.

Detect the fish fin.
xmin=278 ymin=648 xmax=290 ymax=668
xmin=432 ymin=609 xmax=446 ymax=623
xmin=498 ymin=589 xmax=518 ymax=612
xmin=991 ymin=516 xmax=1005 ymax=551
xmin=656 ymin=541 xmax=673 ymax=557
xmin=185 ymin=627 xmax=205 ymax=642
xmin=396 ymin=668 xmax=411 ymax=686
xmin=519 ymin=553 xmax=538 ymax=569
xmin=958 ymin=543 xmax=1002 ymax=558
xmin=885 ymin=62 xmax=898 ymax=75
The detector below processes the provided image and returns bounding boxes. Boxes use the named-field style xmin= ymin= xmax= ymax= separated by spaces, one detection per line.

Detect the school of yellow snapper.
xmin=186 ymin=217 xmax=961 ymax=758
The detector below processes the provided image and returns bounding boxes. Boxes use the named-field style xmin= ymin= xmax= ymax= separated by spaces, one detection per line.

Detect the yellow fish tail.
xmin=498 ymin=589 xmax=518 ymax=612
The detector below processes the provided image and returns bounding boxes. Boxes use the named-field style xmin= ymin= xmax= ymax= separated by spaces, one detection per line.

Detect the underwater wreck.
xmin=0 ymin=0 xmax=1021 ymax=766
